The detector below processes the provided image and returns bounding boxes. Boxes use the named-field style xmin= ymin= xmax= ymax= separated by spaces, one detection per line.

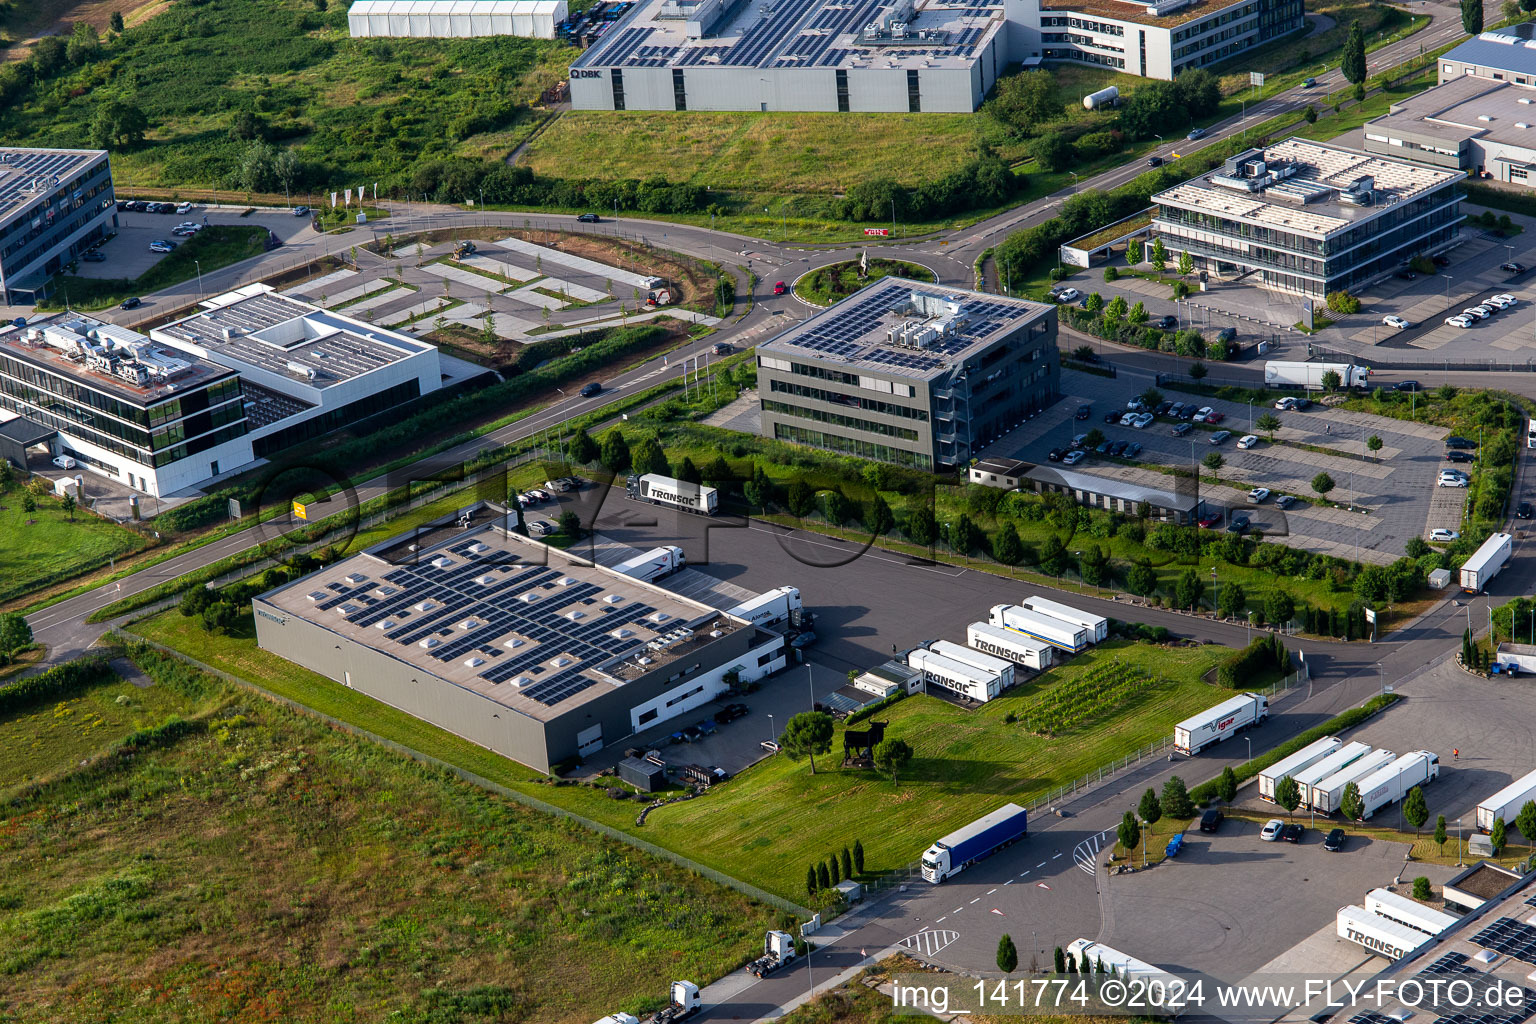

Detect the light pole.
xmin=194 ymin=259 xmax=204 ymax=300
xmin=891 ymin=197 xmax=896 ymax=239
xmin=807 ymin=663 xmax=815 ymax=710
xmin=1070 ymin=172 xmax=1079 ymax=194
xmin=1245 ymin=736 xmax=1252 ymax=762
xmin=767 ymin=713 xmax=775 ymax=745
xmin=1457 ymin=818 xmax=1463 ymax=866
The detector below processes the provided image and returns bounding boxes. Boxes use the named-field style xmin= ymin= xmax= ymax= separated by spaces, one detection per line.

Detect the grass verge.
xmin=40 ymin=226 xmax=272 ymax=310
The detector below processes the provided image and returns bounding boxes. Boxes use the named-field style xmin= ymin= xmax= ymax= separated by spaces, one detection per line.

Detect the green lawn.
xmin=126 ymin=608 xmax=1230 ymax=901
xmin=0 ymin=481 xmax=146 ymax=605
xmin=0 ymin=647 xmax=777 ymax=1023
xmin=41 ymin=226 xmax=273 ymax=311
xmin=794 ymin=259 xmax=936 ymax=306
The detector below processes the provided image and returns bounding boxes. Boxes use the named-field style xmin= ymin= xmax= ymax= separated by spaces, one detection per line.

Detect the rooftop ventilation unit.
xmin=374 ymin=619 xmax=397 ymax=630
xmin=603 ymin=594 xmax=624 ymax=604
xmin=286 ymin=360 xmax=318 ymax=380
xmin=464 ymin=657 xmax=485 ymax=668
xmin=419 ymin=637 xmax=441 ymax=649
xmin=431 ymin=558 xmax=453 ymax=569
xmin=1521 ymin=96 xmax=1534 ymax=104
xmin=344 ymin=573 xmax=370 ymax=585
xmin=504 ymin=637 xmax=524 ymax=648
xmin=306 ymin=591 xmax=328 ymax=602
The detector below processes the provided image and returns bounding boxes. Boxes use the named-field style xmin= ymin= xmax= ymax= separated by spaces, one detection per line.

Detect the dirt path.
xmin=3 ymin=0 xmax=166 ymax=60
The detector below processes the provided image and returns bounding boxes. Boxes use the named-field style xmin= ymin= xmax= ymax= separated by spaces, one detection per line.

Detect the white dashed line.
xmin=1037 ymin=861 xmax=1047 ymax=868
xmin=953 ymin=907 xmax=963 ymax=914
xmin=937 ymin=916 xmax=948 ymax=923
xmin=1052 ymin=852 xmax=1062 ymax=860
xmin=1004 ymin=879 xmax=1013 ymax=885
xmin=970 ymin=897 xmax=981 ymax=903
xmin=987 ymin=888 xmax=998 ymax=895
xmin=1019 ymin=870 xmax=1029 ymax=877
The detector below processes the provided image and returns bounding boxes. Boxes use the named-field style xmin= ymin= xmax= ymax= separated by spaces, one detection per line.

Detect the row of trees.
xmin=804 ymin=841 xmax=866 ymax=897
xmin=1117 ymin=777 xmax=1203 ymax=864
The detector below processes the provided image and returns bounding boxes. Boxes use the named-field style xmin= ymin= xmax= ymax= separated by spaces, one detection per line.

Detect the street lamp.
xmin=767 ymin=713 xmax=775 ymax=745
xmin=194 ymin=259 xmax=204 ymax=300
xmin=1244 ymin=736 xmax=1252 ymax=762
xmin=1070 ymin=172 xmax=1080 ymax=194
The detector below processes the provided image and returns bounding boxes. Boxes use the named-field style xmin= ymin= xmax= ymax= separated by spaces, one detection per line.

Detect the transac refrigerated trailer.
xmin=966 ymin=621 xmax=1054 ymax=670
xmin=1173 ymin=692 xmax=1268 ymax=755
xmin=1356 ymin=750 xmax=1440 ymax=820
xmin=1476 ymin=767 xmax=1536 ymax=832
xmin=725 ymin=586 xmax=802 ymax=629
xmin=928 ymin=639 xmax=1016 ymax=691
xmin=1264 ymin=361 xmax=1371 ymax=390
xmin=1065 ymin=939 xmax=1179 ymax=985
xmin=626 ymin=473 xmax=719 ymax=515
xmin=610 ymin=545 xmax=685 ymax=583
xmin=921 ymin=804 xmax=1028 ymax=882
xmin=989 ymin=604 xmax=1090 ymax=654
xmin=1364 ymin=888 xmax=1459 ymax=936
xmin=1258 ymin=736 xmax=1342 ymax=803
xmin=1337 ymin=905 xmax=1433 ymax=961
xmin=908 ymin=648 xmax=1005 ymax=703
xmin=1460 ymin=532 xmax=1512 ymax=593
xmin=1019 ymin=595 xmax=1108 ymax=643
xmin=1308 ymin=747 xmax=1395 ymax=814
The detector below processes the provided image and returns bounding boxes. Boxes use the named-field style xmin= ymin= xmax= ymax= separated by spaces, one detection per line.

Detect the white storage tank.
xmin=1083 ymin=86 xmax=1120 ymax=110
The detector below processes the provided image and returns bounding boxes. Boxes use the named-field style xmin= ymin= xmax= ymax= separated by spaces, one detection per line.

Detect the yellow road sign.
xmin=292 ymin=500 xmax=307 ymax=520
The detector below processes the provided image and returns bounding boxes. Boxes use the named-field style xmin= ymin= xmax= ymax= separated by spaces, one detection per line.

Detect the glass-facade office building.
xmin=0 ymin=148 xmax=117 ymax=305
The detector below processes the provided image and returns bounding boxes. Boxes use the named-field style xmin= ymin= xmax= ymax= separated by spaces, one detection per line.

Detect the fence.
xmin=117 ymin=629 xmax=812 ymax=918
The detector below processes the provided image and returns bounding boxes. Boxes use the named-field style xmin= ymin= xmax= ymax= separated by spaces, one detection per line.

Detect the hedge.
xmin=0 ymin=656 xmax=116 ymax=715
xmin=845 ymin=689 xmax=908 ymax=725
xmin=1189 ymin=692 xmax=1400 ymax=805
xmin=1216 ymin=635 xmax=1291 ymax=689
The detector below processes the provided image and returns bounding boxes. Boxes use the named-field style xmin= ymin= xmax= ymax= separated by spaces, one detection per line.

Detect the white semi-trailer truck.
xmin=1364 ymin=888 xmax=1459 ymax=936
xmin=1264 ymin=361 xmax=1371 ymax=390
xmin=966 ymin=621 xmax=1054 ymax=670
xmin=1258 ymin=736 xmax=1342 ymax=803
xmin=1020 ymin=595 xmax=1108 ymax=643
xmin=1308 ymin=747 xmax=1395 ymax=814
xmin=1355 ymin=750 xmax=1440 ymax=820
xmin=1173 ymin=692 xmax=1268 ymax=755
xmin=1460 ymin=532 xmax=1512 ymax=593
xmin=1337 ymin=905 xmax=1433 ymax=961
xmin=610 ymin=545 xmax=685 ymax=583
xmin=1476 ymin=767 xmax=1536 ymax=832
xmin=725 ymin=586 xmax=802 ymax=628
xmin=989 ymin=604 xmax=1090 ymax=653
xmin=626 ymin=473 xmax=719 ymax=515
xmin=928 ymin=639 xmax=1016 ymax=691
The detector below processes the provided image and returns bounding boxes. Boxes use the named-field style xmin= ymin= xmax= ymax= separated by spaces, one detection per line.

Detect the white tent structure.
xmin=347 ymin=0 xmax=567 ymax=39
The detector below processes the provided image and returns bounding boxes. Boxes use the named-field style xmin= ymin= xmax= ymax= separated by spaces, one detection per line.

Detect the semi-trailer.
xmin=626 ymin=473 xmax=719 ymax=515
xmin=908 ymin=648 xmax=1005 ymax=703
xmin=1355 ymin=750 xmax=1440 ymax=820
xmin=725 ymin=586 xmax=803 ymax=629
xmin=928 ymin=639 xmax=1016 ymax=690
xmin=920 ymin=803 xmax=1028 ymax=882
xmin=747 ymin=931 xmax=799 ymax=977
xmin=1308 ymin=747 xmax=1395 ymax=814
xmin=1460 ymin=532 xmax=1512 ymax=593
xmin=1258 ymin=736 xmax=1342 ymax=803
xmin=989 ymin=603 xmax=1090 ymax=653
xmin=1173 ymin=692 xmax=1268 ymax=755
xmin=966 ymin=621 xmax=1054 ymax=670
xmin=1364 ymin=888 xmax=1459 ymax=937
xmin=1475 ymin=767 xmax=1536 ymax=832
xmin=1336 ymin=905 xmax=1433 ymax=961
xmin=1019 ymin=595 xmax=1108 ymax=643
xmin=1264 ymin=361 xmax=1371 ymax=390
xmin=1064 ymin=939 xmax=1178 ymax=984
xmin=610 ymin=545 xmax=685 ymax=583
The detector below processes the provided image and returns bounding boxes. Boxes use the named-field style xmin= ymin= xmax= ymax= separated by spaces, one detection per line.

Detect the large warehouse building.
xmin=1364 ymin=76 xmax=1536 ymax=186
xmin=566 ymin=0 xmax=1301 ymax=111
xmin=0 ymin=147 xmax=117 ymax=306
xmin=253 ymin=506 xmax=790 ymax=773
xmin=1152 ymin=138 xmax=1464 ymax=299
xmin=347 ymin=0 xmax=568 ymax=38
xmin=755 ymin=279 xmax=1057 ymax=470
xmin=1437 ymin=22 xmax=1536 ymax=85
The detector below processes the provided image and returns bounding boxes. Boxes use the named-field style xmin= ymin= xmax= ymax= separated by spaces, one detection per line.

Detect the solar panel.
xmin=1470 ymin=918 xmax=1536 ymax=964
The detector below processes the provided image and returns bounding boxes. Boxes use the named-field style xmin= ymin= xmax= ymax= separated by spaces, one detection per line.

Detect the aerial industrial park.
xmin=10 ymin=0 xmax=1536 ymax=1022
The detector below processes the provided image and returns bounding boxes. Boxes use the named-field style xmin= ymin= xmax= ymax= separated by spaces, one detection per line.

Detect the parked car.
xmin=579 ymin=381 xmax=602 ymax=397
xmin=1274 ymin=397 xmax=1298 ymax=411
xmin=81 ymin=250 xmax=106 ymax=262
xmin=175 ymin=202 xmax=194 ymax=214
xmin=1179 ymin=404 xmax=1197 ymax=420
xmin=1519 ymin=502 xmax=1535 ymax=520
xmin=1070 ymin=433 xmax=1089 ymax=448
xmin=1276 ymin=494 xmax=1297 ymax=509
xmin=1280 ymin=823 xmax=1304 ymax=844
xmin=1104 ymin=411 xmax=1122 ymax=424
xmin=1204 ymin=411 xmax=1225 ymax=424
xmin=1215 ymin=327 xmax=1237 ymax=344
xmin=760 ymin=739 xmax=781 ymax=754
xmin=1260 ymin=818 xmax=1285 ymax=841
xmin=1076 ymin=403 xmax=1092 ymax=420
xmin=527 ymin=520 xmax=557 ymax=537
xmin=1120 ymin=412 xmax=1138 ymax=427
xmin=1154 ymin=315 xmax=1177 ymax=329
xmin=1395 ymin=270 xmax=1417 ymax=281
xmin=1199 ymin=808 xmax=1224 ymax=832
xmin=1197 ymin=511 xmax=1223 ymax=528
xmin=1445 ymin=315 xmax=1474 ymax=329
xmin=52 ymin=454 xmax=76 ymax=470
xmin=1237 ymin=434 xmax=1260 ymax=449
xmin=1210 ymin=430 xmax=1232 ymax=445
xmin=1124 ymin=442 xmax=1142 ymax=458
xmin=1154 ymin=401 xmax=1173 ymax=417
xmin=577 ymin=213 xmax=601 ymax=223
xmin=1322 ymin=828 xmax=1347 ymax=852
xmin=1227 ymin=512 xmax=1250 ymax=533
xmin=1095 ymin=440 xmax=1112 ymax=454
xmin=1171 ymin=422 xmax=1193 ymax=436
xmin=1108 ymin=439 xmax=1128 ymax=456
xmin=1047 ymin=447 xmax=1065 ymax=462
xmin=773 ymin=281 xmax=787 ymax=295
xmin=1132 ymin=412 xmax=1154 ymax=429
xmin=1445 ymin=436 xmax=1477 ymax=449
xmin=790 ymin=631 xmax=817 ymax=649
xmin=1062 ymin=450 xmax=1086 ymax=466
xmin=1248 ymin=487 xmax=1271 ymax=503
xmin=1168 ymin=402 xmax=1186 ymax=419
xmin=1485 ymin=295 xmax=1514 ymax=310
xmin=148 ymin=240 xmax=176 ymax=253
xmin=120 ymin=297 xmax=142 ymax=310
xmin=1382 ymin=315 xmax=1411 ymax=330
xmin=293 ymin=205 xmax=310 ymax=216
xmin=1054 ymin=287 xmax=1081 ymax=303
xmin=1502 ymin=261 xmax=1528 ymax=273
xmin=715 ymin=703 xmax=750 ymax=724
xmin=1445 ymin=450 xmax=1473 ymax=463
xmin=1193 ymin=406 xmax=1216 ymax=422
xmin=1493 ymin=293 xmax=1518 ymax=307
xmin=1433 ymin=254 xmax=1451 ymax=267
xmin=1463 ymin=306 xmax=1491 ymax=320
xmin=1430 ymin=529 xmax=1460 ymax=542
xmin=1438 ymin=471 xmax=1470 ymax=488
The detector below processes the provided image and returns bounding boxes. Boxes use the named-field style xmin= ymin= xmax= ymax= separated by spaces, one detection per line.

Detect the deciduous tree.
xmin=1275 ymin=776 xmax=1302 ymax=818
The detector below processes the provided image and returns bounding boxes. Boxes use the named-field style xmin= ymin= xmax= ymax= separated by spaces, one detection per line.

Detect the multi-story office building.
xmin=566 ymin=0 xmax=1301 ymax=111
xmin=0 ymin=148 xmax=117 ymax=306
xmin=0 ymin=314 xmax=252 ymax=495
xmin=1152 ymin=138 xmax=1464 ymax=299
xmin=755 ymin=279 xmax=1057 ymax=470
xmin=253 ymin=504 xmax=790 ymax=774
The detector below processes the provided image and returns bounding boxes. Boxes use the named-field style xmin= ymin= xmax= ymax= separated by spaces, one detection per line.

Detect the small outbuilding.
xmin=618 ymin=756 xmax=666 ymax=792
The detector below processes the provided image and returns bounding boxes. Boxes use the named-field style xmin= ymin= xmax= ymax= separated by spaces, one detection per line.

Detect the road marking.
xmin=970 ymin=897 xmax=981 ymax=903
xmin=1003 ymin=880 xmax=1013 ymax=886
xmin=953 ymin=907 xmax=963 ymax=914
xmin=1037 ymin=861 xmax=1047 ymax=868
xmin=1052 ymin=852 xmax=1062 ymax=859
xmin=987 ymin=888 xmax=998 ymax=895
xmin=937 ymin=916 xmax=947 ymax=923
xmin=1019 ymin=870 xmax=1029 ymax=876
xmin=899 ymin=929 xmax=960 ymax=959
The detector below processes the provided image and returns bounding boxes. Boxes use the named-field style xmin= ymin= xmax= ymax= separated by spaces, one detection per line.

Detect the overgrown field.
xmin=126 ymin=605 xmax=1230 ymax=901
xmin=0 ymin=646 xmax=778 ymax=1022
xmin=0 ymin=479 xmax=147 ymax=605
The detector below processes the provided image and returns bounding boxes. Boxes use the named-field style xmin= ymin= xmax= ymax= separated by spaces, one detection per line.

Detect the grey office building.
xmin=0 ymin=148 xmax=117 ymax=305
xmin=253 ymin=505 xmax=789 ymax=774
xmin=755 ymin=279 xmax=1057 ymax=470
xmin=1152 ymin=137 xmax=1464 ymax=299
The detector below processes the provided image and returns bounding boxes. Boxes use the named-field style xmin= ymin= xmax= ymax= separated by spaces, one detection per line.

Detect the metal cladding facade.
xmin=347 ymin=0 xmax=568 ymax=38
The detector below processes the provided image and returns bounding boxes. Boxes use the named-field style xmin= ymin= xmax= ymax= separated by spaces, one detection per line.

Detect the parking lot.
xmin=984 ymin=369 xmax=1453 ymax=562
xmin=76 ymin=205 xmax=313 ymax=282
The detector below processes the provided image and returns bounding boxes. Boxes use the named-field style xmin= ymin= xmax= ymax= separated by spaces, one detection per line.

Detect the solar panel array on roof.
xmin=1430 ymin=995 xmax=1536 ymax=1024
xmin=1346 ymin=1013 xmax=1399 ymax=1024
xmin=1419 ymin=951 xmax=1479 ymax=978
xmin=0 ymin=149 xmax=100 ymax=219
xmin=1470 ymin=918 xmax=1536 ymax=964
